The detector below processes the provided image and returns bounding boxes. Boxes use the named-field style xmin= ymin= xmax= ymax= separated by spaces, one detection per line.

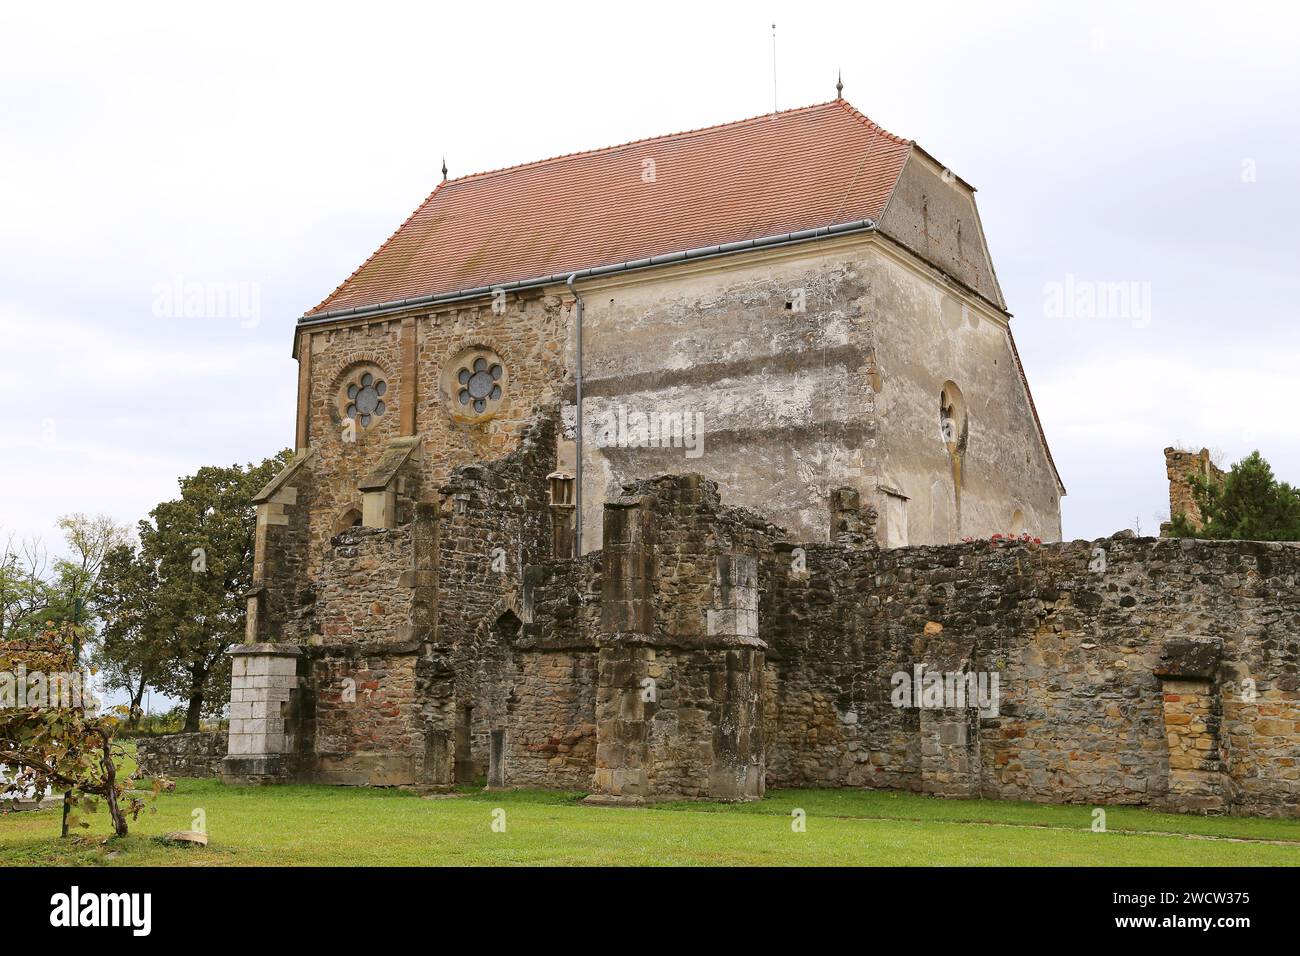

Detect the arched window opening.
xmin=333 ymin=508 xmax=362 ymax=536
xmin=939 ymin=381 xmax=967 ymax=453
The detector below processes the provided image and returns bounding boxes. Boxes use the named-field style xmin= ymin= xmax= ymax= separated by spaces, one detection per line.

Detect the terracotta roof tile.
xmin=306 ymin=99 xmax=913 ymax=318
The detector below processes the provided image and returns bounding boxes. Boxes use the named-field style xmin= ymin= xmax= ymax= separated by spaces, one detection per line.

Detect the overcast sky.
xmin=2 ymin=0 xmax=1297 ymax=559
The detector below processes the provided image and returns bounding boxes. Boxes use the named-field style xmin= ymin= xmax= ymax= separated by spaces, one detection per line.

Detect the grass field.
xmin=3 ymin=778 xmax=1300 ymax=866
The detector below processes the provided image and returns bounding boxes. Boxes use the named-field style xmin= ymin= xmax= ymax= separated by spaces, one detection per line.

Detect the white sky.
xmin=2 ymin=0 xmax=1298 ymax=557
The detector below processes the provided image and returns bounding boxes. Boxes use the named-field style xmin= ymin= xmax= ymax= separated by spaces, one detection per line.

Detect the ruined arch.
xmin=332 ymin=505 xmax=363 ymax=536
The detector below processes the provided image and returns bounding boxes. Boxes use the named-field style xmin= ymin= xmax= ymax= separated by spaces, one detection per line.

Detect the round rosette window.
xmin=457 ymin=357 xmax=504 ymax=413
xmin=341 ymin=370 xmax=388 ymax=428
xmin=442 ymin=348 xmax=508 ymax=422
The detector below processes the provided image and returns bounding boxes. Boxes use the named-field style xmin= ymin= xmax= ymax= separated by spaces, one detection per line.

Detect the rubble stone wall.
xmin=1161 ymin=447 xmax=1225 ymax=534
xmin=763 ymin=532 xmax=1300 ymax=816
xmin=135 ymin=732 xmax=228 ymax=779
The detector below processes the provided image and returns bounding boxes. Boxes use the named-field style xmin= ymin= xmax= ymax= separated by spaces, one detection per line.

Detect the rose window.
xmin=344 ymin=371 xmax=387 ymax=427
xmin=456 ymin=357 xmax=503 ymax=414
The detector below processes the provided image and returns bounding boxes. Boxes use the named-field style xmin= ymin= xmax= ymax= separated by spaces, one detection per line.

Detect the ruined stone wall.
xmin=302 ymin=518 xmax=439 ymax=786
xmin=509 ymin=554 xmax=602 ymax=788
xmin=1161 ymin=447 xmax=1224 ymax=534
xmin=762 ymin=542 xmax=921 ymax=791
xmin=583 ymin=476 xmax=777 ymax=803
xmin=135 ymin=732 xmax=228 ymax=779
xmin=248 ymin=451 xmax=317 ymax=644
xmin=310 ymin=652 xmax=424 ymax=785
xmin=507 ymin=650 xmax=598 ymax=789
xmin=764 ymin=532 xmax=1300 ymax=816
xmin=607 ymin=645 xmax=764 ymax=801
xmin=436 ymin=414 xmax=558 ymax=781
xmin=316 ymin=526 xmax=417 ymax=645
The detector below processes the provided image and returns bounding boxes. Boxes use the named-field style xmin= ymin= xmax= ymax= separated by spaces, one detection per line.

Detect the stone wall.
xmin=247 ymin=451 xmax=318 ymax=646
xmin=1161 ymin=447 xmax=1224 ymax=534
xmin=576 ymin=476 xmax=778 ymax=803
xmin=762 ymin=531 xmax=1300 ymax=816
xmin=301 ymin=509 xmax=439 ymax=786
xmin=506 ymin=650 xmax=598 ymax=789
xmin=508 ymin=554 xmax=601 ymax=788
xmin=135 ymin=732 xmax=228 ymax=779
xmin=297 ymin=294 xmax=570 ymax=580
xmin=228 ymin=430 xmax=1300 ymax=816
xmin=437 ymin=414 xmax=559 ymax=782
xmin=570 ymin=234 xmax=1062 ymax=552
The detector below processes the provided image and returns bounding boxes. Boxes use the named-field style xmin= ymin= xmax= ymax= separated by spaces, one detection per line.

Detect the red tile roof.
xmin=306 ymin=99 xmax=913 ymax=318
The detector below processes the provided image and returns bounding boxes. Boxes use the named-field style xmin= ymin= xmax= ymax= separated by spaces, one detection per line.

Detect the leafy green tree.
xmin=1168 ymin=450 xmax=1300 ymax=541
xmin=91 ymin=544 xmax=166 ymax=728
xmin=99 ymin=454 xmax=289 ymax=732
xmin=47 ymin=514 xmax=132 ymax=629
xmin=1 ymin=515 xmax=129 ymax=642
xmin=0 ymin=625 xmax=162 ymax=837
xmin=0 ymin=534 xmax=56 ymax=640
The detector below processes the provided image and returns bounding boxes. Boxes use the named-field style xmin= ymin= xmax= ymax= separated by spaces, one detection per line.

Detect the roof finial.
xmin=441 ymin=156 xmax=448 ymax=181
xmin=836 ymin=69 xmax=843 ymax=99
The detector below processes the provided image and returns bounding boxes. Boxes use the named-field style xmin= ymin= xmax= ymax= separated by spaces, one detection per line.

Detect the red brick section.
xmin=307 ymin=99 xmax=913 ymax=318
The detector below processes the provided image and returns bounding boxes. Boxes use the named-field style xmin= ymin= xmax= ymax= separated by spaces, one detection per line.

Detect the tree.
xmin=98 ymin=454 xmax=290 ymax=732
xmin=47 ymin=514 xmax=132 ymax=629
xmin=91 ymin=544 xmax=166 ymax=728
xmin=1 ymin=515 xmax=130 ymax=642
xmin=0 ymin=626 xmax=161 ymax=837
xmin=0 ymin=533 xmax=55 ymax=640
xmin=1167 ymin=450 xmax=1300 ymax=541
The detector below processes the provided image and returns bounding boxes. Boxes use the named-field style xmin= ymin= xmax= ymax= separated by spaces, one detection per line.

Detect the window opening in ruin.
xmin=333 ymin=508 xmax=363 ymax=535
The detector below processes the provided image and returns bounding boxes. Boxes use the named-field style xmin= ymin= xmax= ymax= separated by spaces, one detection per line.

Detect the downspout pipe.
xmin=566 ymin=273 xmax=584 ymax=557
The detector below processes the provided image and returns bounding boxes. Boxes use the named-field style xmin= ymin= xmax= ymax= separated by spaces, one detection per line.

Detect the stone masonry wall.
xmin=316 ymin=526 xmax=418 ymax=646
xmin=507 ymin=650 xmax=599 ymax=789
xmin=508 ymin=554 xmax=602 ymax=788
xmin=300 ymin=294 xmax=570 ymax=580
xmin=1161 ymin=447 xmax=1224 ymax=535
xmin=763 ymin=531 xmax=1300 ymax=816
xmin=437 ymin=414 xmax=558 ymax=782
xmin=301 ymin=514 xmax=439 ymax=786
xmin=585 ymin=476 xmax=777 ymax=803
xmin=135 ymin=732 xmax=228 ymax=779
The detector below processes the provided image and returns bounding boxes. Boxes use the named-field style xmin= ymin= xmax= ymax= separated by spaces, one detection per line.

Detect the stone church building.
xmin=223 ymin=99 xmax=1299 ymax=816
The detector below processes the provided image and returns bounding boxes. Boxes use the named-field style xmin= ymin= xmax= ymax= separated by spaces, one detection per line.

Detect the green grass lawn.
xmin=3 ymin=778 xmax=1300 ymax=866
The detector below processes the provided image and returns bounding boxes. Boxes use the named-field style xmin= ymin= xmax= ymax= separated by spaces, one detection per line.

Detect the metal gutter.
xmin=296 ymin=218 xmax=879 ymax=327
xmin=566 ymin=272 xmax=584 ymax=557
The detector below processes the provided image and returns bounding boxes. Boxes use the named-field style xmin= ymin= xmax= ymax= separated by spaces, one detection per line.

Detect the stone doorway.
xmin=454 ymin=704 xmax=478 ymax=783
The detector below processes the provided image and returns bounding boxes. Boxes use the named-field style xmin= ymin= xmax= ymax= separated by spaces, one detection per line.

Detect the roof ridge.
xmin=829 ymin=97 xmax=913 ymax=147
xmin=441 ymin=98 xmax=904 ymax=189
xmin=306 ymin=98 xmax=912 ymax=317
